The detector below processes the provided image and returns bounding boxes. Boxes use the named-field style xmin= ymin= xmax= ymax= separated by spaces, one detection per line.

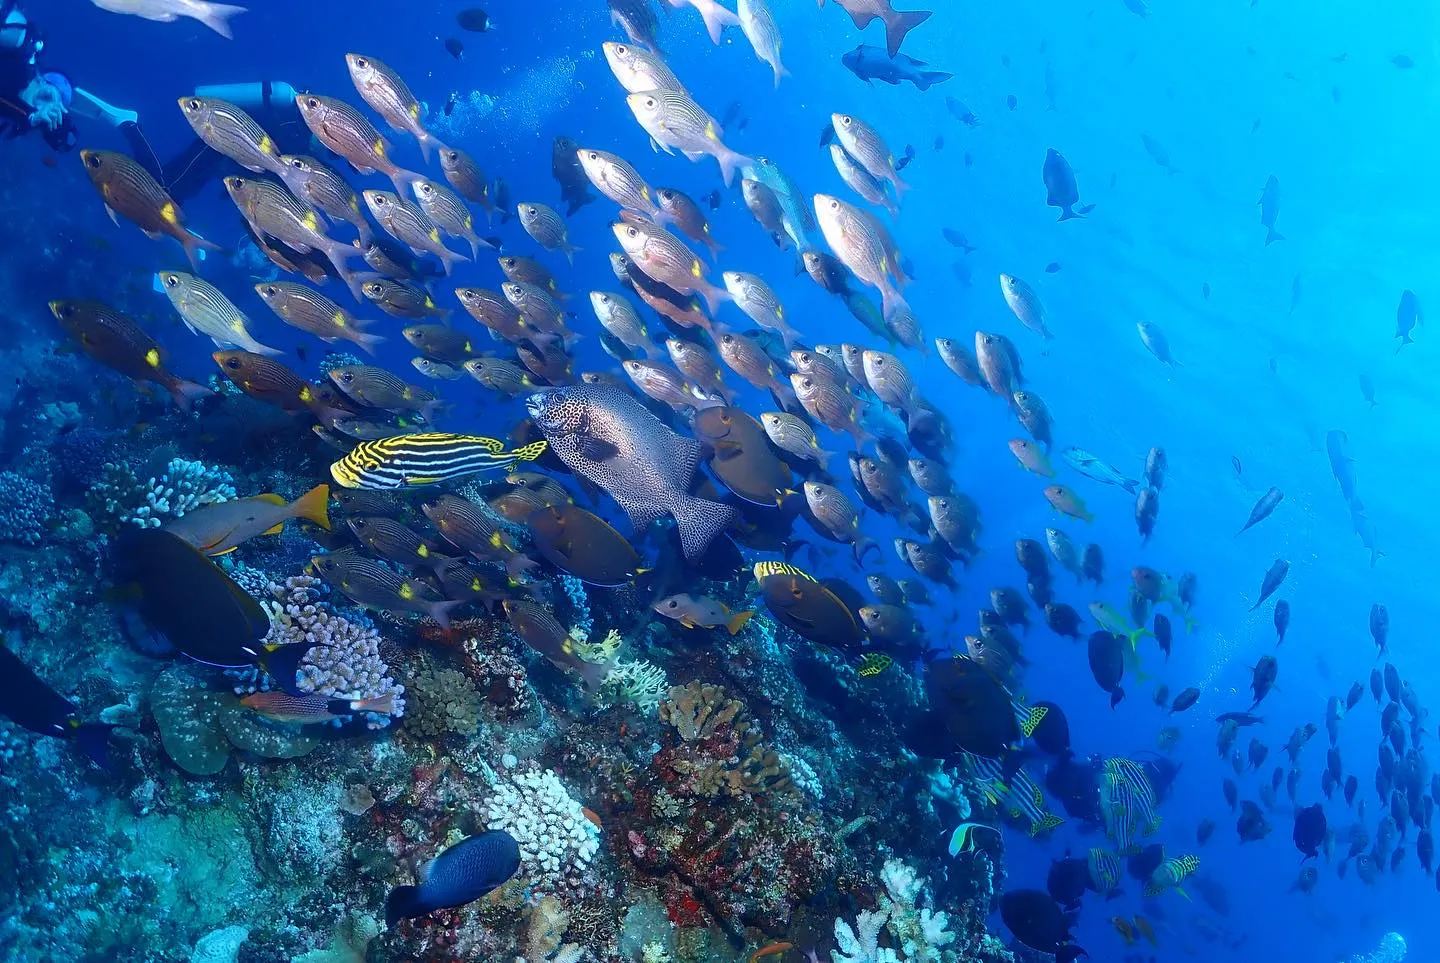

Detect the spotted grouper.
xmin=526 ymin=383 xmax=737 ymax=560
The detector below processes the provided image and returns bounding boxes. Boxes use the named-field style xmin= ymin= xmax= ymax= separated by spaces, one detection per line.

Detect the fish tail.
xmin=716 ymin=146 xmax=754 ymax=189
xmin=179 ymin=229 xmax=222 ymax=270
xmin=71 ymin=722 xmax=115 ymax=770
xmin=426 ymin=597 xmax=466 ymax=629
xmin=1110 ymin=687 xmax=1125 ymax=709
xmin=726 ymin=609 xmax=755 ymax=636
xmin=416 ymin=131 xmax=449 ymax=165
xmin=165 ymin=376 xmax=213 ymax=413
xmin=673 ymin=493 xmax=739 ymax=561
xmin=884 ymin=7 xmax=932 ymax=57
xmin=699 ymin=0 xmax=741 ymax=43
xmin=1057 ymin=207 xmax=1084 ymax=221
xmin=1265 ymin=227 xmax=1285 ymax=245
xmin=438 ymin=246 xmax=470 ymax=277
xmin=504 ymin=553 xmax=539 ymax=581
xmin=916 ymin=71 xmax=953 ymax=91
xmin=697 ymin=279 xmax=732 ymax=315
xmin=388 ymin=166 xmax=427 ymax=198
xmin=351 ymin=330 xmax=386 ymax=357
xmin=188 ymin=0 xmax=246 ymax=38
xmin=771 ymin=61 xmax=790 ymax=90
xmin=353 ymin=691 xmax=398 ymax=716
xmin=291 ymin=482 xmax=332 ymax=531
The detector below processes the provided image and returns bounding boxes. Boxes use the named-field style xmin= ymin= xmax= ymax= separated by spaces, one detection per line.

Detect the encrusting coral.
xmin=403 ymin=658 xmax=482 ymax=738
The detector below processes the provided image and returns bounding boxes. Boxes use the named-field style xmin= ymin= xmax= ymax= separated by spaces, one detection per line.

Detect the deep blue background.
xmin=25 ymin=1 xmax=1440 ymax=960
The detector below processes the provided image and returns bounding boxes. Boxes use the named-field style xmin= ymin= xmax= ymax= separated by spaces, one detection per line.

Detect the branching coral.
xmin=657 ymin=682 xmax=792 ymax=799
xmin=484 ymin=768 xmax=600 ymax=892
xmin=260 ymin=575 xmax=405 ymax=727
xmin=90 ymin=457 xmax=235 ymax=529
xmin=831 ymin=859 xmax=958 ymax=963
xmin=599 ymin=659 xmax=668 ymax=713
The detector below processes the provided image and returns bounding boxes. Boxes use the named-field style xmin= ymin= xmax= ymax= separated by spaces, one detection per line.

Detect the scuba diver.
xmin=0 ymin=2 xmax=306 ymax=201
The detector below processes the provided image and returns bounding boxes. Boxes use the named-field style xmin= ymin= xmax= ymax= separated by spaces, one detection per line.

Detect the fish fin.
xmin=353 ymin=331 xmax=386 ymax=356
xmin=576 ymin=435 xmax=620 ymax=461
xmin=71 ymin=722 xmax=115 ymax=770
xmin=1265 ymin=228 xmax=1285 ymax=245
xmin=385 ymin=884 xmax=421 ymax=927
xmin=674 ymin=494 xmax=739 ymax=562
xmin=167 ymin=377 xmax=213 ymax=413
xmin=883 ymin=7 xmax=932 ymax=57
xmin=698 ymin=0 xmax=740 ymax=43
xmin=1018 ymin=704 xmax=1048 ymax=739
xmin=292 ymin=482 xmax=332 ymax=531
xmin=1175 ymin=886 xmax=1190 ymax=901
xmin=726 ymin=609 xmax=755 ymax=635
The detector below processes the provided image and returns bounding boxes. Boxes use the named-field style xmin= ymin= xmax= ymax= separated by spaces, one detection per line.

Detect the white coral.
xmin=485 ymin=768 xmax=600 ymax=891
xmin=832 ymin=860 xmax=957 ymax=962
xmin=599 ymin=659 xmax=668 ymax=712
xmin=833 ymin=907 xmax=890 ymax=963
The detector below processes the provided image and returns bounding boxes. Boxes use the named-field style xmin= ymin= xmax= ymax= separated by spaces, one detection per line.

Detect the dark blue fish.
xmin=842 ymin=44 xmax=951 ymax=90
xmin=0 ymin=642 xmax=113 ymax=768
xmin=1259 ymin=174 xmax=1283 ymax=244
xmin=1396 ymin=289 xmax=1422 ymax=350
xmin=386 ymin=830 xmax=521 ymax=925
xmin=1042 ymin=149 xmax=1094 ymax=220
xmin=945 ymin=96 xmax=980 ymax=127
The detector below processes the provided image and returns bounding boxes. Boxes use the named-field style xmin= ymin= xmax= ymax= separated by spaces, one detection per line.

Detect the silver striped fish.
xmin=576 ymin=148 xmax=660 ymax=218
xmin=345 ymin=53 xmax=448 ymax=162
xmin=412 ymin=178 xmax=488 ymax=258
xmin=362 ymin=190 xmax=467 ymax=275
xmin=625 ymin=88 xmax=751 ymax=187
xmin=294 ymin=92 xmax=424 ymax=196
xmin=157 ymin=271 xmax=281 ymax=356
xmin=277 ymin=154 xmax=372 ymax=246
xmin=178 ymin=96 xmax=287 ymax=177
xmin=329 ymin=433 xmax=548 ymax=490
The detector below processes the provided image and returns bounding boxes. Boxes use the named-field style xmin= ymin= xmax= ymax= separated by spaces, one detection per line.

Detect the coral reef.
xmin=485 ymin=767 xmax=602 ymax=892
xmin=403 ymin=658 xmax=482 ymax=738
xmin=0 ymin=470 xmax=54 ymax=545
xmin=89 ymin=457 xmax=235 ymax=529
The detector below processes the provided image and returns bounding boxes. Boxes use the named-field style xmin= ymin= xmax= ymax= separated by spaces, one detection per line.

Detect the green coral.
xmin=151 ymin=669 xmax=322 ymax=775
xmin=403 ymin=659 xmax=482 ymax=737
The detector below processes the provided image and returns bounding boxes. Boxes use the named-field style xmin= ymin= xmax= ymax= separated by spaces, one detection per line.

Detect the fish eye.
xmin=615 ymin=44 xmax=628 ymax=55
xmin=827 ymin=199 xmax=838 ymax=210
xmin=185 ymin=98 xmax=201 ymax=111
xmin=262 ymin=285 xmax=276 ymax=296
xmin=626 ymin=226 xmax=638 ymax=237
xmin=840 ymin=115 xmax=852 ymax=126
xmin=305 ymin=97 xmax=320 ymax=108
xmin=85 ymin=153 xmax=102 ymax=168
xmin=340 ymin=372 xmax=353 ymax=383
xmin=665 ymin=600 xmax=679 ymax=609
xmin=225 ymin=357 xmax=241 ymax=370
xmin=644 ymin=98 xmax=657 ymax=108
xmin=587 ymin=151 xmax=599 ymax=160
xmin=164 ymin=275 xmax=178 ymax=287
xmin=355 ymin=56 xmax=369 ymax=68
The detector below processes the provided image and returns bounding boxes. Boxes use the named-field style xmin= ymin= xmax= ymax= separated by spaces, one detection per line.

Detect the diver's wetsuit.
xmin=0 ymin=0 xmax=76 ymax=151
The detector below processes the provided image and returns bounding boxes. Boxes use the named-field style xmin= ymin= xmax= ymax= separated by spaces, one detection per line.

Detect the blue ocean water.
xmin=1 ymin=1 xmax=1436 ymax=961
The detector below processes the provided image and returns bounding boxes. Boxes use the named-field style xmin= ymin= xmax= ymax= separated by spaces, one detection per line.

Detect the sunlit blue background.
xmin=20 ymin=0 xmax=1440 ymax=960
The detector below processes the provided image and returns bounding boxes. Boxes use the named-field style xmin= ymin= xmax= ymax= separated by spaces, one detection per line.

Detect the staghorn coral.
xmin=0 ymin=471 xmax=54 ymax=546
xmin=403 ymin=659 xmax=482 ymax=738
xmin=599 ymin=659 xmax=668 ymax=713
xmin=484 ymin=768 xmax=600 ymax=892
